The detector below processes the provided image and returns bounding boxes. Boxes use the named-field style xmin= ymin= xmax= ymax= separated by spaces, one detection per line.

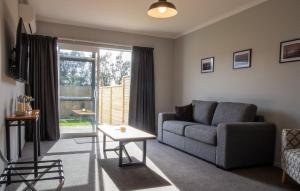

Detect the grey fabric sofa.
xmin=158 ymin=100 xmax=276 ymax=169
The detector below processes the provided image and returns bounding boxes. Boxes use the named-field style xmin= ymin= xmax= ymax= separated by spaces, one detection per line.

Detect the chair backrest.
xmin=282 ymin=129 xmax=300 ymax=152
xmin=281 ymin=129 xmax=300 ymax=170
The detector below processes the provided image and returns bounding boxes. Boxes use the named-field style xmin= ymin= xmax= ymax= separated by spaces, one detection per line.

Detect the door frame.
xmin=58 ymin=43 xmax=98 ymax=137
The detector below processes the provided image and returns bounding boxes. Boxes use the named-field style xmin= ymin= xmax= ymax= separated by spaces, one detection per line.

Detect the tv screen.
xmin=9 ymin=18 xmax=29 ymax=82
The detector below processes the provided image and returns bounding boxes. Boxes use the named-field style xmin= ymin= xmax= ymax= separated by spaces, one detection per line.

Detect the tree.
xmin=59 ymin=49 xmax=131 ymax=87
xmin=115 ymin=52 xmax=131 ymax=84
xmin=99 ymin=51 xmax=113 ymax=86
xmin=59 ymin=50 xmax=92 ymax=86
xmin=99 ymin=51 xmax=131 ymax=86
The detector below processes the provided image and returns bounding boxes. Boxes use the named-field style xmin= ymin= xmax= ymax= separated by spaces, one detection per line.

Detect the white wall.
xmin=37 ymin=21 xmax=175 ymax=127
xmin=174 ymin=0 xmax=300 ymax=166
xmin=0 ymin=0 xmax=25 ymax=181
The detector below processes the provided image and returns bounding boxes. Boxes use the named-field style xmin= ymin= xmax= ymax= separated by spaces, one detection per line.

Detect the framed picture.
xmin=233 ymin=49 xmax=252 ymax=69
xmin=201 ymin=57 xmax=214 ymax=73
xmin=280 ymin=38 xmax=300 ymax=63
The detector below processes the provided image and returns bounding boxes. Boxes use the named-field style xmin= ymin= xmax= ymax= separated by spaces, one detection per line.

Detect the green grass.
xmin=59 ymin=118 xmax=92 ymax=127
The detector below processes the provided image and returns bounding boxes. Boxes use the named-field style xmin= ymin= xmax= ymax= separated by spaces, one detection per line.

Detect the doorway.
xmin=58 ymin=43 xmax=132 ymax=137
xmin=97 ymin=48 xmax=132 ymax=125
xmin=58 ymin=45 xmax=97 ymax=137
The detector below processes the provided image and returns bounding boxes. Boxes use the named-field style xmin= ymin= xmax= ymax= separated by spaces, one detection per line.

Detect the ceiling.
xmin=27 ymin=0 xmax=268 ymax=39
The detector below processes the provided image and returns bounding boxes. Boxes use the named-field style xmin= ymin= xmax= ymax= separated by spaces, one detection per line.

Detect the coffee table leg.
xmin=103 ymin=134 xmax=106 ymax=152
xmin=143 ymin=140 xmax=146 ymax=164
xmin=119 ymin=141 xmax=123 ymax=167
xmin=122 ymin=145 xmax=132 ymax=162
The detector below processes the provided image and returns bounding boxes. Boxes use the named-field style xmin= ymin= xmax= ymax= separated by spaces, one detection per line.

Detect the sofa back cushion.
xmin=192 ymin=100 xmax=218 ymax=125
xmin=211 ymin=102 xmax=257 ymax=126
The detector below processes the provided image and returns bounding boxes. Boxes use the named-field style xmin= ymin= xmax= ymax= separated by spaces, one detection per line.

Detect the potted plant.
xmin=25 ymin=95 xmax=33 ymax=112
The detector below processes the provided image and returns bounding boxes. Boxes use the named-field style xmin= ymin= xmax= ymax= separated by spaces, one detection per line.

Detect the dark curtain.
xmin=129 ymin=46 xmax=155 ymax=134
xmin=25 ymin=35 xmax=60 ymax=141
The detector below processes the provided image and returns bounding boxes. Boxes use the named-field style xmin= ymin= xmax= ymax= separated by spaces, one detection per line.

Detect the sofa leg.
xmin=282 ymin=170 xmax=287 ymax=184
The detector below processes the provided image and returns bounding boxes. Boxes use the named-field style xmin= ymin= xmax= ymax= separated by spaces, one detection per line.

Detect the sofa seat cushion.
xmin=184 ymin=124 xmax=217 ymax=145
xmin=163 ymin=120 xmax=198 ymax=135
xmin=192 ymin=100 xmax=218 ymax=125
xmin=212 ymin=102 xmax=257 ymax=126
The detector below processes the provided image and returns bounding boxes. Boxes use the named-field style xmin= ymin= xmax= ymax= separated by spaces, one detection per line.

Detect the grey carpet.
xmin=6 ymin=133 xmax=300 ymax=191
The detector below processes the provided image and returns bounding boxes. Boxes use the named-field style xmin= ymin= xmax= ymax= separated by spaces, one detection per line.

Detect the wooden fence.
xmin=59 ymin=86 xmax=92 ymax=117
xmin=98 ymin=76 xmax=130 ymax=125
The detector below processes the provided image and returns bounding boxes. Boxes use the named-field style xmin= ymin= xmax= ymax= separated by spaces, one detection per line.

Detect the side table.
xmin=5 ymin=110 xmax=41 ymax=179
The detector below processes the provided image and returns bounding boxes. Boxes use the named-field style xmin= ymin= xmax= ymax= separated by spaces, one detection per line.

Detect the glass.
xmin=97 ymin=48 xmax=132 ymax=125
xmin=59 ymin=60 xmax=93 ymax=97
xmin=58 ymin=48 xmax=96 ymax=135
xmin=59 ymin=49 xmax=93 ymax=58
xmin=99 ymin=49 xmax=131 ymax=86
xmin=16 ymin=96 xmax=26 ymax=115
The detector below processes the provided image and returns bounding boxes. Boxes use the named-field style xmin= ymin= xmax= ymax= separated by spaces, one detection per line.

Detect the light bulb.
xmin=158 ymin=7 xmax=167 ymax=13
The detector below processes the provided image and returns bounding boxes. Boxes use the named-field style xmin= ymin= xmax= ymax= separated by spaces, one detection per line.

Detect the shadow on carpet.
xmin=99 ymin=157 xmax=171 ymax=190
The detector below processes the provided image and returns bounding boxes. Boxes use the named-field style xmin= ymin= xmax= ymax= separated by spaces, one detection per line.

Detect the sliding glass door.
xmin=97 ymin=48 xmax=131 ymax=125
xmin=58 ymin=45 xmax=97 ymax=137
xmin=58 ymin=43 xmax=132 ymax=137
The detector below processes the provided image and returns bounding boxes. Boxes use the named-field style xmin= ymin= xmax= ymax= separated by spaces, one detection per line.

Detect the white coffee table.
xmin=98 ymin=125 xmax=156 ymax=167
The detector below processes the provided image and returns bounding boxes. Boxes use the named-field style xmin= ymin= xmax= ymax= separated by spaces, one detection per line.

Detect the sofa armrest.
xmin=216 ymin=122 xmax=276 ymax=169
xmin=157 ymin=112 xmax=176 ymax=142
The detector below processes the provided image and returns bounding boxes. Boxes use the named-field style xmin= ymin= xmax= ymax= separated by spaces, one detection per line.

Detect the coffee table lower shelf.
xmin=102 ymin=134 xmax=147 ymax=167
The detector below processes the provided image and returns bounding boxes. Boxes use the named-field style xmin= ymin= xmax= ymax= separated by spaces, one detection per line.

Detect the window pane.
xmin=60 ymin=60 xmax=92 ymax=87
xmin=59 ymin=49 xmax=93 ymax=58
xmin=99 ymin=49 xmax=131 ymax=86
xmin=98 ymin=48 xmax=131 ymax=125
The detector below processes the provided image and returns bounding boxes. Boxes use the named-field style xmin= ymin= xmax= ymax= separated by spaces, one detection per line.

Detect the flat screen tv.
xmin=9 ymin=18 xmax=29 ymax=82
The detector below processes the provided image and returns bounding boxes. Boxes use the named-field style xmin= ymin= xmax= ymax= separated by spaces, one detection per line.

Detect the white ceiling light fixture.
xmin=147 ymin=0 xmax=177 ymax=19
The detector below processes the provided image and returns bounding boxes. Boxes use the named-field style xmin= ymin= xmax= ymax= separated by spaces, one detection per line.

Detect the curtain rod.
xmin=58 ymin=37 xmax=133 ymax=49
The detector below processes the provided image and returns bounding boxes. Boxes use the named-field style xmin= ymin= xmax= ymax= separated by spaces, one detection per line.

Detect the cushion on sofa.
xmin=184 ymin=124 xmax=217 ymax=145
xmin=175 ymin=104 xmax=193 ymax=122
xmin=212 ymin=102 xmax=257 ymax=126
xmin=192 ymin=100 xmax=218 ymax=125
xmin=163 ymin=120 xmax=197 ymax=135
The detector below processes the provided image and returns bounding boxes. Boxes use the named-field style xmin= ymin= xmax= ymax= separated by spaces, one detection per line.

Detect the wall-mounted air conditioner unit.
xmin=19 ymin=3 xmax=36 ymax=34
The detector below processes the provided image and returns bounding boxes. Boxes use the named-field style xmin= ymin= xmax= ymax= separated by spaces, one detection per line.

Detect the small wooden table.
xmin=5 ymin=110 xmax=41 ymax=179
xmin=72 ymin=109 xmax=95 ymax=116
xmin=72 ymin=109 xmax=96 ymax=123
xmin=98 ymin=125 xmax=156 ymax=167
